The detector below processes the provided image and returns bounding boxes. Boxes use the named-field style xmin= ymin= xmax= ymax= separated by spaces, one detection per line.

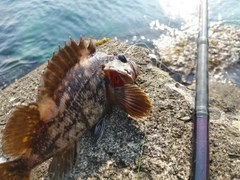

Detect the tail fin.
xmin=0 ymin=159 xmax=30 ymax=180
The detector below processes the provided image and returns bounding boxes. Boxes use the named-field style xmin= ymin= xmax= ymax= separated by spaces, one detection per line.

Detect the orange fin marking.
xmin=48 ymin=141 xmax=77 ymax=180
xmin=37 ymin=37 xmax=95 ymax=102
xmin=109 ymin=84 xmax=152 ymax=119
xmin=2 ymin=103 xmax=41 ymax=157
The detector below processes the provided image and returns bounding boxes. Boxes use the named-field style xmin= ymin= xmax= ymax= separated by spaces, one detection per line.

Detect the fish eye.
xmin=117 ymin=54 xmax=127 ymax=63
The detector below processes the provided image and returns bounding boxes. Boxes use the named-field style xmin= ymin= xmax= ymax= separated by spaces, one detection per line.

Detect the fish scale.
xmin=54 ymin=52 xmax=107 ymax=108
xmin=0 ymin=37 xmax=152 ymax=180
xmin=31 ymin=53 xmax=109 ymax=160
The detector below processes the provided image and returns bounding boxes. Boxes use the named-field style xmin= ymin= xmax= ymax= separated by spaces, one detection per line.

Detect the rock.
xmin=0 ymin=40 xmax=239 ymax=179
xmin=153 ymin=24 xmax=240 ymax=87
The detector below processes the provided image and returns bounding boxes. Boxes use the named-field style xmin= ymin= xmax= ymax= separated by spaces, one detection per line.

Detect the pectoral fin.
xmin=48 ymin=141 xmax=77 ymax=180
xmin=94 ymin=116 xmax=107 ymax=141
xmin=109 ymin=84 xmax=152 ymax=119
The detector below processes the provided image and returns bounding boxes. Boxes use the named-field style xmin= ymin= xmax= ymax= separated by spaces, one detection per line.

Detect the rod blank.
xmin=191 ymin=0 xmax=209 ymax=179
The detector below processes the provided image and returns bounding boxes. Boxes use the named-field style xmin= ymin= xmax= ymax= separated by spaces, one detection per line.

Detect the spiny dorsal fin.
xmin=2 ymin=103 xmax=41 ymax=157
xmin=88 ymin=39 xmax=96 ymax=54
xmin=37 ymin=37 xmax=96 ymax=102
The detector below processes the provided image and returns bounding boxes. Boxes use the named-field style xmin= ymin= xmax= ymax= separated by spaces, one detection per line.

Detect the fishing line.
xmin=124 ymin=42 xmax=168 ymax=70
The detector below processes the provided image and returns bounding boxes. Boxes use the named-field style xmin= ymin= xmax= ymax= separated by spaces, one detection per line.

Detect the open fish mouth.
xmin=103 ymin=54 xmax=141 ymax=86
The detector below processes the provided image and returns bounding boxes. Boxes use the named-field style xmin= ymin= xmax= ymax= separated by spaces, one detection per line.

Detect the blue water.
xmin=0 ymin=0 xmax=240 ymax=89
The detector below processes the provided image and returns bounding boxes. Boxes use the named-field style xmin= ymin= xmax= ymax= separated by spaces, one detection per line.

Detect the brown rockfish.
xmin=0 ymin=37 xmax=152 ymax=180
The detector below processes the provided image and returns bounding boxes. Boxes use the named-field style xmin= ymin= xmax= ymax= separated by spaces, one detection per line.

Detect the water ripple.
xmin=0 ymin=0 xmax=240 ymax=88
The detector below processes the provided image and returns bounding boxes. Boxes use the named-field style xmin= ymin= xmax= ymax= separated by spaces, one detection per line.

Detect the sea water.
xmin=0 ymin=0 xmax=240 ymax=89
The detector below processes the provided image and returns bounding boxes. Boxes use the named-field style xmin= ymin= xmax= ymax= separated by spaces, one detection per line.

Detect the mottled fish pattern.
xmin=0 ymin=37 xmax=152 ymax=180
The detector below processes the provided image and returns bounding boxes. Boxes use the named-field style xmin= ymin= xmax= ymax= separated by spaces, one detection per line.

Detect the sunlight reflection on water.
xmin=158 ymin=0 xmax=199 ymax=21
xmin=0 ymin=0 xmax=240 ymax=89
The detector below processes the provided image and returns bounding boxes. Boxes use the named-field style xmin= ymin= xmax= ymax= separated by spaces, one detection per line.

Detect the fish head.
xmin=103 ymin=54 xmax=141 ymax=87
xmin=103 ymin=54 xmax=152 ymax=119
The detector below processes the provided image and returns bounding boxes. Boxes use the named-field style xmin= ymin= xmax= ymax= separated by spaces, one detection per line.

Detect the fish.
xmin=0 ymin=37 xmax=152 ymax=180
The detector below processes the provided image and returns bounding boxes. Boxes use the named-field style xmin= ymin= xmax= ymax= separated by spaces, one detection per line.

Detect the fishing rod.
xmin=191 ymin=0 xmax=209 ymax=179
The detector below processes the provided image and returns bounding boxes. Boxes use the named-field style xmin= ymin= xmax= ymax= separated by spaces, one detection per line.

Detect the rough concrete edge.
xmin=0 ymin=40 xmax=240 ymax=179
